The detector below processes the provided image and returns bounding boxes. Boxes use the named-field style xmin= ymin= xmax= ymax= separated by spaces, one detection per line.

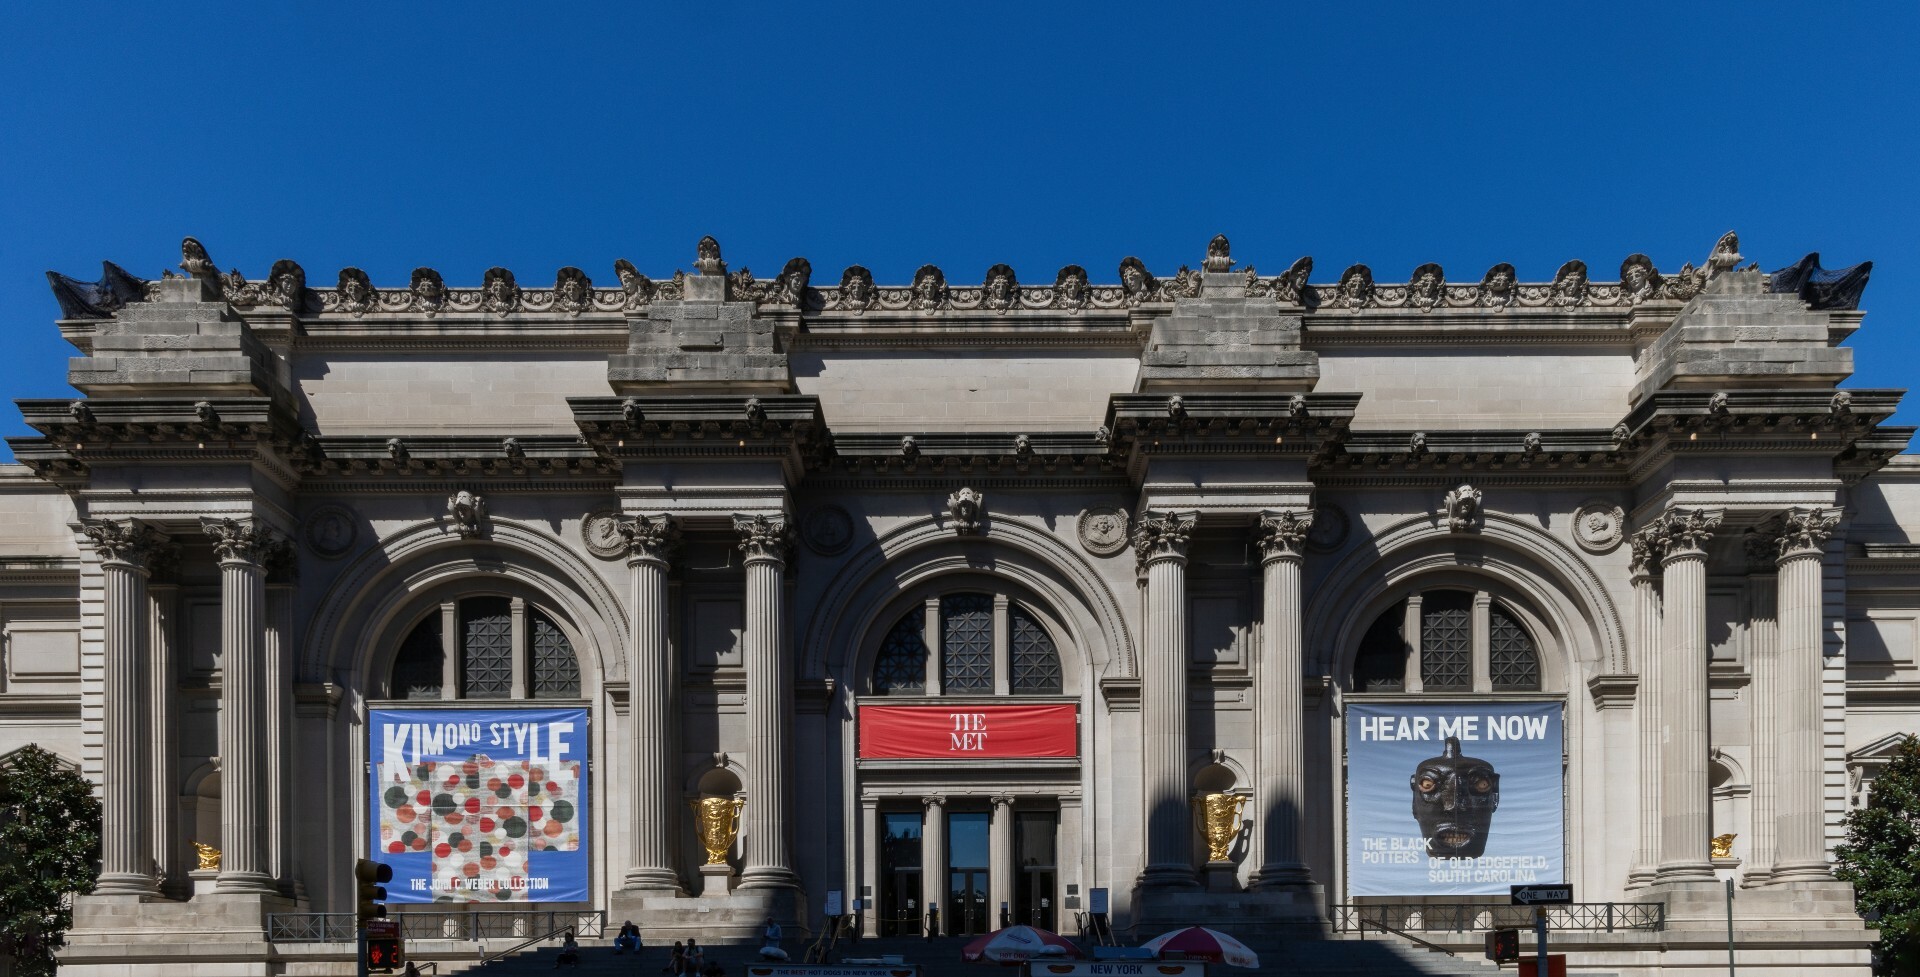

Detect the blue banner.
xmin=1345 ymin=701 xmax=1563 ymax=896
xmin=368 ymin=707 xmax=589 ymax=903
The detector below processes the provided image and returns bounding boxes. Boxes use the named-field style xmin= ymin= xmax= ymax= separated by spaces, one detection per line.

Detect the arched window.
xmin=941 ymin=594 xmax=995 ymax=693
xmin=1009 ymin=604 xmax=1062 ymax=694
xmin=869 ymin=591 xmax=1065 ymax=696
xmin=1488 ymin=604 xmax=1540 ymax=691
xmin=872 ymin=614 xmax=929 ymax=696
xmin=389 ymin=596 xmax=582 ymax=700
xmin=1350 ymin=587 xmax=1546 ymax=694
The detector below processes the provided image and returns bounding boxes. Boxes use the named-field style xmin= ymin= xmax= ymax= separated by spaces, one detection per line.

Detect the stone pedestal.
xmin=610 ymin=886 xmax=803 ymax=945
xmin=699 ymin=863 xmax=735 ymax=898
xmin=1203 ymin=861 xmax=1240 ymax=893
xmin=190 ymin=869 xmax=220 ymax=897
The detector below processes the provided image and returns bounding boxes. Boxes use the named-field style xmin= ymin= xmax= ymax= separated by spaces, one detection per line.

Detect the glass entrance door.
xmin=879 ymin=811 xmax=923 ymax=937
xmin=945 ymin=811 xmax=991 ymax=936
xmin=1015 ymin=809 xmax=1058 ymax=930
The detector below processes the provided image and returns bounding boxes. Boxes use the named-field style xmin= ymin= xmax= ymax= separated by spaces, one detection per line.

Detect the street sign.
xmin=1510 ymin=884 xmax=1573 ymax=906
xmin=365 ymin=919 xmax=399 ymax=939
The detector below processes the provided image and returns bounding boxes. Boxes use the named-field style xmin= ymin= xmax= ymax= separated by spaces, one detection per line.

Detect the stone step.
xmin=452 ymin=931 xmax=1515 ymax=977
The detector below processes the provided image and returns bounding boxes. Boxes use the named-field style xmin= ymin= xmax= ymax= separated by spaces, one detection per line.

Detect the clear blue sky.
xmin=4 ymin=3 xmax=1916 ymax=458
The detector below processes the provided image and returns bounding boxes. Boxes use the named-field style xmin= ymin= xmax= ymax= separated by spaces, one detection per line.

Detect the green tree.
xmin=0 ymin=744 xmax=101 ymax=977
xmin=1837 ymin=735 xmax=1920 ymax=977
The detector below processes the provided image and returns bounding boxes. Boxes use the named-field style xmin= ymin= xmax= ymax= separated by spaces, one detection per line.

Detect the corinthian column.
xmin=1742 ymin=533 xmax=1780 ymax=886
xmin=1134 ymin=510 xmax=1199 ymax=889
xmin=1251 ymin=509 xmax=1313 ymax=889
xmin=148 ymin=558 xmax=182 ymax=897
xmin=263 ymin=545 xmax=295 ymax=894
xmin=1627 ymin=526 xmax=1664 ymax=888
xmin=1772 ymin=507 xmax=1840 ymax=881
xmin=1655 ymin=507 xmax=1721 ymax=884
xmin=735 ymin=513 xmax=797 ymax=889
xmin=621 ymin=514 xmax=684 ymax=892
xmin=204 ymin=518 xmax=280 ymax=894
xmin=82 ymin=520 xmax=168 ymax=896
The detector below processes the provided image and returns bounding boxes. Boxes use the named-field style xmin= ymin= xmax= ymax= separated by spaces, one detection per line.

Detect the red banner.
xmin=858 ymin=704 xmax=1078 ymax=760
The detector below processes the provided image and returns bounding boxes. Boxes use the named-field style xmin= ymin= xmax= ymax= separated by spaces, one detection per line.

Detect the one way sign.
xmin=1510 ymin=884 xmax=1574 ymax=906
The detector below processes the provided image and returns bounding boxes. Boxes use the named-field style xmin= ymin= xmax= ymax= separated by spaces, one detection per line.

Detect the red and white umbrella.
xmin=960 ymin=926 xmax=1082 ymax=963
xmin=1140 ymin=926 xmax=1260 ymax=968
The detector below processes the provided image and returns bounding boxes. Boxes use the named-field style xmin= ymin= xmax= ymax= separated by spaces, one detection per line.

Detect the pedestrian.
xmin=926 ymin=906 xmax=939 ymax=942
xmin=686 ymin=937 xmax=705 ymax=974
xmin=761 ymin=915 xmax=782 ymax=949
xmin=554 ymin=928 xmax=580 ymax=969
xmin=665 ymin=940 xmax=684 ymax=975
xmin=614 ymin=919 xmax=641 ymax=955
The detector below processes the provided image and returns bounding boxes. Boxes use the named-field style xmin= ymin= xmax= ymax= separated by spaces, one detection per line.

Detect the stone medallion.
xmin=802 ymin=504 xmax=855 ymax=556
xmin=1572 ymin=500 xmax=1625 ymax=554
xmin=1307 ymin=503 xmax=1350 ymax=553
xmin=302 ymin=503 xmax=357 ymax=559
xmin=581 ymin=509 xmax=627 ymax=559
xmin=1076 ymin=506 xmax=1131 ymax=557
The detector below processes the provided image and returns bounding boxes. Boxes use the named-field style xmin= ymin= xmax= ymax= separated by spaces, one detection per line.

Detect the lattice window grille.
xmin=530 ymin=610 xmax=581 ymax=698
xmin=1420 ymin=599 xmax=1472 ymax=690
xmin=460 ymin=598 xmax=514 ymax=699
xmin=1489 ymin=605 xmax=1541 ymax=691
xmin=873 ymin=612 xmax=929 ymax=695
xmin=392 ymin=616 xmax=444 ymax=700
xmin=941 ymin=594 xmax=995 ymax=693
xmin=1009 ymin=604 xmax=1062 ymax=694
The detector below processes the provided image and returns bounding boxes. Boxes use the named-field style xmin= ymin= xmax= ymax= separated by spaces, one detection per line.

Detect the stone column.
xmin=621 ymin=514 xmax=684 ymax=892
xmin=1655 ymin=508 xmax=1721 ymax=884
xmin=1251 ymin=510 xmax=1314 ymax=889
xmin=989 ymin=796 xmax=1014 ymax=927
xmin=148 ymin=562 xmax=182 ymax=897
xmin=859 ymin=798 xmax=880 ymax=937
xmin=1134 ymin=511 xmax=1199 ymax=889
xmin=264 ymin=546 xmax=296 ymax=895
xmin=1742 ymin=534 xmax=1780 ymax=886
xmin=82 ymin=520 xmax=166 ymax=896
xmin=736 ymin=513 xmax=798 ymax=889
xmin=1626 ymin=527 xmax=1664 ymax=888
xmin=921 ymin=795 xmax=946 ymax=933
xmin=205 ymin=518 xmax=280 ymax=894
xmin=1773 ymin=507 xmax=1840 ymax=881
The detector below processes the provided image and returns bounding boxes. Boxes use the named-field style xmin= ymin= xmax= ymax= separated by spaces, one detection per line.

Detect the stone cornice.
xmin=1322 ymin=429 xmax=1624 ymax=472
xmin=294 ymin=435 xmax=617 ymax=478
xmin=822 ymin=432 xmax=1113 ymax=478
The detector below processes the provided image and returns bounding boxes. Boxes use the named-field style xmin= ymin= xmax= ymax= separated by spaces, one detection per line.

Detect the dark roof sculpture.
xmin=44 ymin=261 xmax=148 ymax=319
xmin=1767 ymin=253 xmax=1873 ymax=311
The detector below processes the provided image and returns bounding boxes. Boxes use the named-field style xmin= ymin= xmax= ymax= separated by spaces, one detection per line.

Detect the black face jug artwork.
xmin=1409 ymin=736 xmax=1500 ymax=858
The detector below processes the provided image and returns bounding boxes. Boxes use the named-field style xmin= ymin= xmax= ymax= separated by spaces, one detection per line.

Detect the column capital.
xmin=1773 ymin=507 xmax=1839 ymax=563
xmin=990 ymin=794 xmax=1016 ymax=810
xmin=202 ymin=518 xmax=284 ymax=567
xmin=1628 ymin=523 xmax=1666 ymax=578
xmin=921 ymin=794 xmax=947 ymax=811
xmin=619 ymin=513 xmax=680 ymax=567
xmin=733 ymin=513 xmax=791 ymax=566
xmin=1255 ymin=509 xmax=1313 ymax=563
xmin=1655 ymin=507 xmax=1723 ymax=562
xmin=1132 ymin=510 xmax=1198 ymax=570
xmin=81 ymin=518 xmax=172 ymax=570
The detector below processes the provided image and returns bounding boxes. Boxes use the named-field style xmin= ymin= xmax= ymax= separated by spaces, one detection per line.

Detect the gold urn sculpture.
xmin=192 ymin=842 xmax=222 ymax=872
xmin=692 ymin=795 xmax=744 ymax=865
xmin=1196 ymin=792 xmax=1248 ymax=863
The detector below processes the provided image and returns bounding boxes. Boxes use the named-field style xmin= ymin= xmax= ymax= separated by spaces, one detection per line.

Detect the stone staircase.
xmin=450 ymin=931 xmax=1510 ymax=976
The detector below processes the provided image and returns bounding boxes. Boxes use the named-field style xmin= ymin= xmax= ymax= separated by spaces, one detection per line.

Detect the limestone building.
xmin=4 ymin=231 xmax=1914 ymax=974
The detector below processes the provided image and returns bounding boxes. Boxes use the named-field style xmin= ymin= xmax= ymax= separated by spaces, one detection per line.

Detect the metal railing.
xmin=1346 ymin=913 xmax=1457 ymax=956
xmin=269 ymin=912 xmax=358 ymax=943
xmin=1331 ymin=902 xmax=1664 ymax=934
xmin=267 ymin=909 xmax=606 ymax=944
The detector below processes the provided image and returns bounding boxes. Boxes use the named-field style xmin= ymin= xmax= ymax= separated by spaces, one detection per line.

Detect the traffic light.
xmin=355 ymin=858 xmax=392 ymax=926
xmin=1486 ymin=927 xmax=1522 ymax=962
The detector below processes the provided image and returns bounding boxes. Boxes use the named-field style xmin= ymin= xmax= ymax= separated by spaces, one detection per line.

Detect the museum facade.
xmin=4 ymin=231 xmax=1916 ymax=974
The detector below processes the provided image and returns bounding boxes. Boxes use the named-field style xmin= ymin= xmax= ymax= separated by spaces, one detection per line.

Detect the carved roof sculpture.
xmin=46 ymin=231 xmax=1878 ymax=323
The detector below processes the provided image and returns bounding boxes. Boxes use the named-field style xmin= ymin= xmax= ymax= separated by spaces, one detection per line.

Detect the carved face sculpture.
xmin=1056 ymin=267 xmax=1088 ymax=307
xmin=984 ymin=266 xmax=1014 ymax=308
xmin=839 ymin=266 xmax=874 ymax=309
xmin=1119 ymin=258 xmax=1149 ymax=299
xmin=1409 ymin=736 xmax=1500 ymax=858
